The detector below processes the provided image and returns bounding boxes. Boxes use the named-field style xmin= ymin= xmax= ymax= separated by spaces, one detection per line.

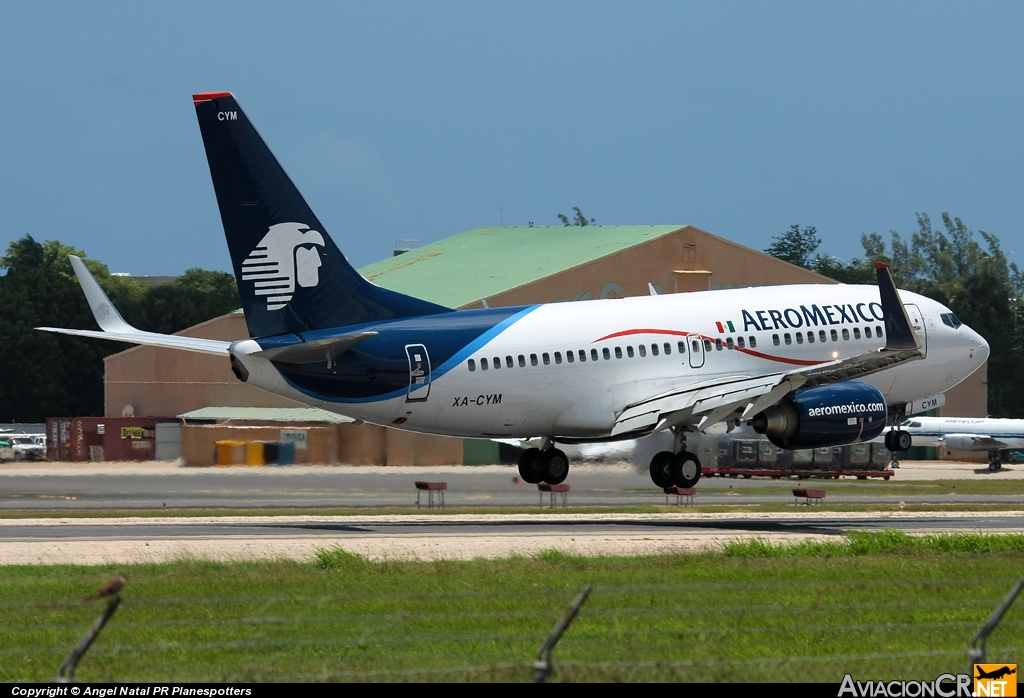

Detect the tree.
xmin=0 ymin=236 xmax=242 ymax=422
xmin=764 ymin=225 xmax=821 ymax=268
xmin=557 ymin=207 xmax=596 ymax=227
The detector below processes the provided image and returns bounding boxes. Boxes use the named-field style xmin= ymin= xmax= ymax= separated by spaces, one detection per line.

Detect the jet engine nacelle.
xmin=751 ymin=381 xmax=887 ymax=449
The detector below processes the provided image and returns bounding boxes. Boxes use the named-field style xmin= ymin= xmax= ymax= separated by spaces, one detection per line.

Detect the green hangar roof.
xmin=357 ymin=225 xmax=684 ymax=308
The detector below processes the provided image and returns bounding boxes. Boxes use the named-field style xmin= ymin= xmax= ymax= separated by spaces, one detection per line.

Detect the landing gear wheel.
xmin=670 ymin=452 xmax=702 ymax=488
xmin=893 ymin=430 xmax=912 ymax=452
xmin=989 ymin=460 xmax=1002 ymax=472
xmin=891 ymin=460 xmax=900 ymax=469
xmin=517 ymin=448 xmax=544 ymax=484
xmin=540 ymin=448 xmax=570 ymax=485
xmin=649 ymin=451 xmax=674 ymax=488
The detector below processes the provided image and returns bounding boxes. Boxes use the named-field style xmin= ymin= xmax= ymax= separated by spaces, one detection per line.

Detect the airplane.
xmin=38 ymin=92 xmax=991 ymax=489
xmin=895 ymin=416 xmax=1024 ymax=472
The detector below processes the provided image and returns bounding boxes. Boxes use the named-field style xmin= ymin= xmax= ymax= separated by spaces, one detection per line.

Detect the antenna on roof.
xmin=394 ymin=239 xmax=420 ymax=256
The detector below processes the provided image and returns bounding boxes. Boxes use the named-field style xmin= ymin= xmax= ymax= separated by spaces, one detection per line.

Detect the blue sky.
xmin=1 ymin=2 xmax=1021 ymax=275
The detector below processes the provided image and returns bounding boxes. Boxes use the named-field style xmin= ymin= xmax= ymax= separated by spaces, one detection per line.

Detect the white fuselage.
xmin=233 ymin=284 xmax=989 ymax=441
xmin=897 ymin=416 xmax=1024 ymax=452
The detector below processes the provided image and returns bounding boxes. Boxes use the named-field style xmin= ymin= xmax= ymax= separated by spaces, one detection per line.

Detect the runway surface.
xmin=1 ymin=460 xmax=1022 ymax=511
xmin=2 ymin=511 xmax=1022 ymax=565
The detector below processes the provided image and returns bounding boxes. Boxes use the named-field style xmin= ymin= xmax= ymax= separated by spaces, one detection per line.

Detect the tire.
xmin=670 ymin=452 xmax=701 ymax=488
xmin=517 ymin=448 xmax=544 ymax=484
xmin=541 ymin=448 xmax=570 ymax=485
xmin=989 ymin=460 xmax=1002 ymax=472
xmin=894 ymin=430 xmax=912 ymax=452
xmin=649 ymin=451 xmax=674 ymax=488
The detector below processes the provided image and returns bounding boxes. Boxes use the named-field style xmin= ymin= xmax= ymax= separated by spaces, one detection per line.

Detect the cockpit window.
xmin=899 ymin=420 xmax=922 ymax=428
xmin=941 ymin=313 xmax=962 ymax=329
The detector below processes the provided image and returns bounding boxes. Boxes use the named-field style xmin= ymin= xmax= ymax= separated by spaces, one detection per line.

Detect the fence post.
xmin=968 ymin=574 xmax=1024 ymax=674
xmin=533 ymin=584 xmax=592 ymax=683
xmin=57 ymin=596 xmax=122 ymax=682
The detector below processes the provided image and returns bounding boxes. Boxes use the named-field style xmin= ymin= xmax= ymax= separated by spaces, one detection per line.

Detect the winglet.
xmin=68 ymin=256 xmax=137 ymax=334
xmin=875 ymin=263 xmax=920 ymax=351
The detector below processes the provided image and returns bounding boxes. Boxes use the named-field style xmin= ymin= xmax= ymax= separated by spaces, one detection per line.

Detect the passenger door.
xmin=405 ymin=344 xmax=431 ymax=401
xmin=904 ymin=304 xmax=927 ymax=355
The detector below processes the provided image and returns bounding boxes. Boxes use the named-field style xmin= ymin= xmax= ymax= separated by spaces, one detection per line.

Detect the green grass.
xmin=2 ymin=531 xmax=1022 ymax=682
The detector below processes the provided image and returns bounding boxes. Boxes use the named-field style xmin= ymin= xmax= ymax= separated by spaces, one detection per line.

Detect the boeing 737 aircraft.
xmin=38 ymin=92 xmax=990 ymax=489
xmin=895 ymin=417 xmax=1024 ymax=471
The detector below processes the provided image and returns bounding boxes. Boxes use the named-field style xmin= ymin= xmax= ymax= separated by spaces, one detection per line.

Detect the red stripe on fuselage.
xmin=592 ymin=328 xmax=825 ymax=367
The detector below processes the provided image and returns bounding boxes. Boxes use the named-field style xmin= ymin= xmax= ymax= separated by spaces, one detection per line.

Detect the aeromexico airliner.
xmin=39 ymin=92 xmax=990 ymax=488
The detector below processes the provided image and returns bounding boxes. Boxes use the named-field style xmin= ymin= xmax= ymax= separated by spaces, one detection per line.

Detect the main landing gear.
xmin=988 ymin=450 xmax=1003 ymax=472
xmin=518 ymin=446 xmax=570 ymax=485
xmin=648 ymin=428 xmax=702 ymax=489
xmin=884 ymin=428 xmax=912 ymax=454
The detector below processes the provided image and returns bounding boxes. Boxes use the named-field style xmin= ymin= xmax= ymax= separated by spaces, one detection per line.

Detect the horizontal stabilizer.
xmin=250 ymin=331 xmax=378 ymax=364
xmin=36 ymin=256 xmax=230 ymax=356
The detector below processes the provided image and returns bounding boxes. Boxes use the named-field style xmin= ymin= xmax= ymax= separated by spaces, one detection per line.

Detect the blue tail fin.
xmin=193 ymin=92 xmax=450 ymax=337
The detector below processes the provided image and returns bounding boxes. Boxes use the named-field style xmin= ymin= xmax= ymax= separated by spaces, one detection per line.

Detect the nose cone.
xmin=966 ymin=325 xmax=990 ymax=365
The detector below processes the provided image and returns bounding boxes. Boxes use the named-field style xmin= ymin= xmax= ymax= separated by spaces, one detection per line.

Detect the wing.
xmin=35 ymin=256 xmax=230 ymax=356
xmin=610 ymin=264 xmax=924 ymax=437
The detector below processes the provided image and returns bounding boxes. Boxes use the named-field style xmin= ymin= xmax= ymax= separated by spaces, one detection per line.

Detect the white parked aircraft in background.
xmin=38 ymin=92 xmax=991 ymax=489
xmin=896 ymin=417 xmax=1024 ymax=471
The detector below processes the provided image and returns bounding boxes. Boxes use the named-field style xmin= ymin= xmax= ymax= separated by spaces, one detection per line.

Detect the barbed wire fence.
xmin=1 ymin=575 xmax=1021 ymax=683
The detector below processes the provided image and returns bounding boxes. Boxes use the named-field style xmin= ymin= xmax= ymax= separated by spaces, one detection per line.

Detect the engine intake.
xmin=751 ymin=381 xmax=887 ymax=449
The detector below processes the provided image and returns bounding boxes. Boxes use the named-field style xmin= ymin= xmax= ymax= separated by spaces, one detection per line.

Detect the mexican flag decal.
xmin=715 ymin=320 xmax=735 ymax=333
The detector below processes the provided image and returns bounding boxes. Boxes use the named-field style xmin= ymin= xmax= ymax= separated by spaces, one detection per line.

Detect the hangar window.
xmin=518 ymin=354 xmax=526 ymax=367
xmin=726 ymin=337 xmax=734 ymax=349
xmin=831 ymin=329 xmax=839 ymax=342
xmin=737 ymin=337 xmax=745 ymax=348
xmin=651 ymin=344 xmax=659 ymax=356
xmin=865 ymin=327 xmax=872 ymax=339
xmin=749 ymin=336 xmax=757 ymax=348
xmin=468 ymin=359 xmax=476 ymax=372
xmin=506 ymin=356 xmax=514 ymax=368
xmin=664 ymin=343 xmax=672 ymax=355
xmin=591 ymin=348 xmax=599 ymax=361
xmin=614 ymin=347 xmax=622 ymax=359
xmin=602 ymin=348 xmax=611 ymax=360
xmin=566 ymin=350 xmax=575 ymax=363
xmin=639 ymin=345 xmax=647 ymax=357
xmin=530 ymin=354 xmax=538 ymax=366
xmin=627 ymin=346 xmax=635 ymax=358
xmin=579 ymin=350 xmax=587 ymax=362
xmin=773 ymin=334 xmax=780 ymax=346
xmin=842 ymin=329 xmax=850 ymax=340
xmin=795 ymin=332 xmax=804 ymax=345
xmin=819 ymin=330 xmax=827 ymax=343
xmin=554 ymin=352 xmax=562 ymax=364
xmin=678 ymin=341 xmax=686 ymax=354
xmin=481 ymin=358 xmax=489 ymax=370
xmin=716 ymin=338 xmax=723 ymax=350
xmin=704 ymin=339 xmax=712 ymax=352
xmin=876 ymin=325 xmax=883 ymax=337
xmin=853 ymin=328 xmax=861 ymax=340
xmin=542 ymin=352 xmax=550 ymax=365
xmin=493 ymin=356 xmax=501 ymax=369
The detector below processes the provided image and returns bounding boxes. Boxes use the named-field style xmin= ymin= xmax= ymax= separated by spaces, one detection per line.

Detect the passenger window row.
xmin=771 ymin=326 xmax=884 ymax=346
xmin=467 ymin=334 xmax=762 ymax=371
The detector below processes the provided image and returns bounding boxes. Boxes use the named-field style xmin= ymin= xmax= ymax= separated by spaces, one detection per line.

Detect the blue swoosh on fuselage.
xmin=270 ymin=305 xmax=540 ymax=403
